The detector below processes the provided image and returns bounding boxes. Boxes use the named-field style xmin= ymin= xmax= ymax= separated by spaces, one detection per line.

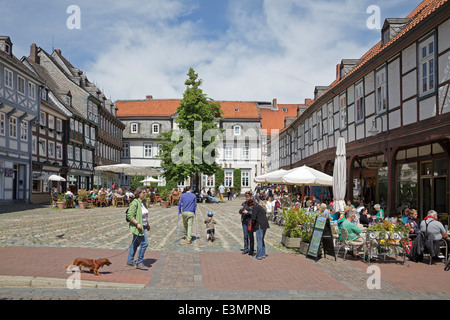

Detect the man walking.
xmin=219 ymin=184 xmax=225 ymax=201
xmin=178 ymin=186 xmax=197 ymax=244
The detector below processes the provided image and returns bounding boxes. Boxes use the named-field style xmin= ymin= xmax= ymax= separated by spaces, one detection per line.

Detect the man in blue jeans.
xmin=178 ymin=186 xmax=197 ymax=244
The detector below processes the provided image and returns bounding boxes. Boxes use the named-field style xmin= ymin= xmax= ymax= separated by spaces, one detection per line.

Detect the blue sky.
xmin=1 ymin=0 xmax=422 ymax=103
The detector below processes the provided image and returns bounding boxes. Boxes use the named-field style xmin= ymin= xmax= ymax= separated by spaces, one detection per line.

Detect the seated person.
xmin=373 ymin=204 xmax=384 ymax=220
xmin=105 ymin=188 xmax=113 ymax=205
xmin=91 ymin=188 xmax=98 ymax=200
xmin=124 ymin=188 xmax=134 ymax=203
xmin=201 ymin=187 xmax=218 ymax=203
xmin=405 ymin=209 xmax=419 ymax=234
xmin=341 ymin=211 xmax=369 ymax=258
xmin=420 ymin=210 xmax=449 ymax=259
xmin=358 ymin=207 xmax=373 ymax=227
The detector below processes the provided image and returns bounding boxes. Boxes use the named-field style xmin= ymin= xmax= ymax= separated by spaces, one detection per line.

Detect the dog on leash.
xmin=66 ymin=258 xmax=111 ymax=276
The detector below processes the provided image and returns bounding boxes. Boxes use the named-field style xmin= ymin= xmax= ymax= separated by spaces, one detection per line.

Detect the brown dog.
xmin=66 ymin=258 xmax=111 ymax=276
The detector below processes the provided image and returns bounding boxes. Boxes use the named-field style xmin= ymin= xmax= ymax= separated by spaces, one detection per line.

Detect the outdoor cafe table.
xmin=365 ymin=230 xmax=410 ymax=267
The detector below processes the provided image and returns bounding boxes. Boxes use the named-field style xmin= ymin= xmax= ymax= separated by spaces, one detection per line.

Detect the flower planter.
xmin=299 ymin=241 xmax=309 ymax=255
xmin=161 ymin=201 xmax=170 ymax=208
xmin=56 ymin=202 xmax=66 ymax=210
xmin=78 ymin=201 xmax=88 ymax=209
xmin=281 ymin=234 xmax=301 ymax=248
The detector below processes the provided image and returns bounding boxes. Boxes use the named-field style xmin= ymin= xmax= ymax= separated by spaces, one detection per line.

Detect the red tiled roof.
xmin=116 ymin=99 xmax=260 ymax=119
xmin=260 ymin=104 xmax=298 ymax=135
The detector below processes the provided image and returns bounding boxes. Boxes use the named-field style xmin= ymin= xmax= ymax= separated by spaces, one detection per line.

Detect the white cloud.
xmin=82 ymin=0 xmax=417 ymax=103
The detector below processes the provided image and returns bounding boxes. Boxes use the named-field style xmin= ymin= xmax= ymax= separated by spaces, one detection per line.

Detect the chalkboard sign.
xmin=306 ymin=216 xmax=336 ymax=262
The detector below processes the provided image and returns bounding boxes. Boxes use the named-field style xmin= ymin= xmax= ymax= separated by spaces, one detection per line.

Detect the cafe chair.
xmin=98 ymin=193 xmax=107 ymax=207
xmin=114 ymin=195 xmax=125 ymax=207
xmin=340 ymin=228 xmax=363 ymax=260
xmin=171 ymin=195 xmax=180 ymax=206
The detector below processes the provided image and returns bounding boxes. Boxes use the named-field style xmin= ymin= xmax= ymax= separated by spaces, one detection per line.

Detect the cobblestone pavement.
xmin=0 ymin=200 xmax=449 ymax=301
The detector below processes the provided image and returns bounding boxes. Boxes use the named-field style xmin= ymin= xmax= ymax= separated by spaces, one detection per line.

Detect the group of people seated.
xmin=336 ymin=204 xmax=449 ymax=262
xmin=90 ymin=187 xmax=136 ymax=206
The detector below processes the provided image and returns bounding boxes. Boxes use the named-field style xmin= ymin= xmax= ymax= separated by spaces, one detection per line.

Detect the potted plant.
xmin=160 ymin=189 xmax=170 ymax=208
xmin=298 ymin=211 xmax=319 ymax=255
xmin=56 ymin=193 xmax=66 ymax=210
xmin=281 ymin=208 xmax=303 ymax=248
xmin=77 ymin=189 xmax=90 ymax=209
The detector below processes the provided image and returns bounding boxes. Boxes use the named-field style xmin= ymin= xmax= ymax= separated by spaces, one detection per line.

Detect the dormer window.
xmin=382 ymin=29 xmax=390 ymax=45
xmin=66 ymin=91 xmax=72 ymax=106
xmin=5 ymin=43 xmax=11 ymax=55
xmin=152 ymin=123 xmax=160 ymax=134
xmin=234 ymin=108 xmax=239 ymax=112
xmin=282 ymin=108 xmax=288 ymax=112
xmin=131 ymin=122 xmax=139 ymax=134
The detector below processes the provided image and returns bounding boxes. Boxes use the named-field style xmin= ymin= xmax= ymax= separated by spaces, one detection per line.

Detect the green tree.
xmin=158 ymin=68 xmax=224 ymax=186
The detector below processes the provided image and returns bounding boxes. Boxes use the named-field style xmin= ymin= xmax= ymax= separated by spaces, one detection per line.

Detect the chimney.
xmin=55 ymin=49 xmax=61 ymax=55
xmin=272 ymin=98 xmax=278 ymax=110
xmin=336 ymin=63 xmax=341 ymax=81
xmin=30 ymin=43 xmax=39 ymax=63
xmin=146 ymin=95 xmax=153 ymax=100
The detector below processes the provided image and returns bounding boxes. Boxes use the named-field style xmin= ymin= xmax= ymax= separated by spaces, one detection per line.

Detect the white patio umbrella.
xmin=254 ymin=169 xmax=287 ymax=184
xmin=140 ymin=177 xmax=161 ymax=183
xmin=333 ymin=136 xmax=347 ymax=213
xmin=94 ymin=164 xmax=162 ymax=177
xmin=280 ymin=165 xmax=333 ymax=186
xmin=38 ymin=174 xmax=66 ymax=182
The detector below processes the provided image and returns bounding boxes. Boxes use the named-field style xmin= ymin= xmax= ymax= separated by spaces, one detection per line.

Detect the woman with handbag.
xmin=239 ymin=191 xmax=254 ymax=255
xmin=126 ymin=187 xmax=151 ymax=270
xmin=247 ymin=198 xmax=270 ymax=260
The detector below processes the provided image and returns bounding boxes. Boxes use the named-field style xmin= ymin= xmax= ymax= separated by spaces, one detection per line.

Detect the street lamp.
xmin=368 ymin=115 xmax=385 ymax=136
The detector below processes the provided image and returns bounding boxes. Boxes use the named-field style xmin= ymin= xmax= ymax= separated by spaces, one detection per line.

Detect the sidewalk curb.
xmin=0 ymin=275 xmax=146 ymax=290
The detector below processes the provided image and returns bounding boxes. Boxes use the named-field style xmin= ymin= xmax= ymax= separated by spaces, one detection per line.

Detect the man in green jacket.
xmin=341 ymin=211 xmax=365 ymax=257
xmin=126 ymin=187 xmax=150 ymax=270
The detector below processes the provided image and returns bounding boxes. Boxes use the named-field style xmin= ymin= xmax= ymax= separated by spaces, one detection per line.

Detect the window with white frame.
xmin=156 ymin=143 xmax=162 ymax=156
xmin=48 ymin=115 xmax=54 ymax=130
xmin=48 ymin=141 xmax=55 ymax=158
xmin=418 ymin=33 xmax=436 ymax=97
xmin=375 ymin=66 xmax=387 ymax=114
xmin=67 ymin=145 xmax=73 ymax=160
xmin=0 ymin=112 xmax=5 ymax=135
xmin=131 ymin=122 xmax=138 ymax=134
xmin=241 ymin=145 xmax=250 ymax=160
xmin=144 ymin=143 xmax=153 ymax=158
xmin=39 ymin=138 xmax=46 ymax=156
xmin=56 ymin=119 xmax=62 ymax=132
xmin=28 ymin=82 xmax=36 ymax=100
xmin=339 ymin=93 xmax=347 ymax=129
xmin=234 ymin=125 xmax=241 ymax=136
xmin=9 ymin=116 xmax=17 ymax=138
xmin=17 ymin=76 xmax=25 ymax=95
xmin=317 ymin=109 xmax=322 ymax=139
xmin=75 ymin=147 xmax=80 ymax=161
xmin=202 ymin=174 xmax=215 ymax=188
xmin=4 ymin=68 xmax=13 ymax=88
xmin=56 ymin=143 xmax=63 ymax=160
xmin=241 ymin=171 xmax=250 ymax=187
xmin=122 ymin=142 xmax=129 ymax=158
xmin=152 ymin=123 xmax=160 ymax=134
xmin=20 ymin=120 xmax=27 ymax=141
xmin=40 ymin=112 xmax=46 ymax=126
xmin=308 ymin=117 xmax=313 ymax=143
xmin=32 ymin=136 xmax=36 ymax=154
xmin=327 ymin=102 xmax=334 ymax=134
xmin=225 ymin=171 xmax=233 ymax=187
xmin=224 ymin=145 xmax=233 ymax=160
xmin=355 ymin=81 xmax=365 ymax=124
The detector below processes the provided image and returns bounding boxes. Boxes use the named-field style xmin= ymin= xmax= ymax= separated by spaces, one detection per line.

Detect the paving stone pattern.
xmin=0 ymin=201 xmax=449 ymax=300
